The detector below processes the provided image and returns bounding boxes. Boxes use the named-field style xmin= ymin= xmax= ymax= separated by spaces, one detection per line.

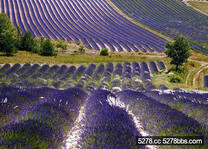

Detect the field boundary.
xmin=106 ymin=0 xmax=174 ymax=42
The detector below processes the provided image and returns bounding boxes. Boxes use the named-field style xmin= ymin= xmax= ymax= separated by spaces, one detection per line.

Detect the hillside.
xmin=0 ymin=0 xmax=166 ymax=52
xmin=110 ymin=0 xmax=208 ymax=53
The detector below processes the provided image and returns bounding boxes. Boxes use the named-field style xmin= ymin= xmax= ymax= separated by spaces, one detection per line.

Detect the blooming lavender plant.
xmin=80 ymin=90 xmax=143 ymax=149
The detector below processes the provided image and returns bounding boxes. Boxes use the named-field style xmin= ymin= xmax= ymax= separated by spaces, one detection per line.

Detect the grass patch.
xmin=0 ymin=51 xmax=169 ymax=65
xmin=188 ymin=1 xmax=208 ymax=15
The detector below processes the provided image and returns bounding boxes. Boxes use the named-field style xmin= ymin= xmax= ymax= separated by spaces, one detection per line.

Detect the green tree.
xmin=165 ymin=37 xmax=191 ymax=71
xmin=0 ymin=13 xmax=18 ymax=56
xmin=100 ymin=48 xmax=109 ymax=56
xmin=19 ymin=31 xmax=37 ymax=52
xmin=39 ymin=39 xmax=56 ymax=56
xmin=78 ymin=46 xmax=85 ymax=53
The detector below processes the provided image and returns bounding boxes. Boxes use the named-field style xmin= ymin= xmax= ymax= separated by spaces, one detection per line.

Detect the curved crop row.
xmin=0 ymin=0 xmax=166 ymax=52
xmin=0 ymin=62 xmax=166 ymax=91
xmin=110 ymin=0 xmax=208 ymax=53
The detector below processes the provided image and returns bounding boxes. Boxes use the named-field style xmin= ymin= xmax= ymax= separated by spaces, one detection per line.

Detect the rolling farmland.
xmin=0 ymin=63 xmax=208 ymax=148
xmin=1 ymin=0 xmax=208 ymax=148
xmin=0 ymin=0 xmax=167 ymax=52
xmin=111 ymin=0 xmax=208 ymax=53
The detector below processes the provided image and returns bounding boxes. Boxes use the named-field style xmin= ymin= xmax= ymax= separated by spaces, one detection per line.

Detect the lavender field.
xmin=0 ymin=62 xmax=207 ymax=148
xmin=0 ymin=0 xmax=166 ymax=52
xmin=111 ymin=0 xmax=208 ymax=53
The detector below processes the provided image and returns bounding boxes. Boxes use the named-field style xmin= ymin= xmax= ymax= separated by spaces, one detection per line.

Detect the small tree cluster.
xmin=0 ymin=13 xmax=56 ymax=56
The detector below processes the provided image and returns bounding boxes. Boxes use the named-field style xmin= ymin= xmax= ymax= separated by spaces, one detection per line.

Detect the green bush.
xmin=168 ymin=66 xmax=187 ymax=74
xmin=100 ymin=48 xmax=109 ymax=56
xmin=169 ymin=75 xmax=183 ymax=83
xmin=78 ymin=46 xmax=85 ymax=53
xmin=19 ymin=31 xmax=36 ymax=52
xmin=55 ymin=40 xmax=67 ymax=50
xmin=39 ymin=39 xmax=56 ymax=56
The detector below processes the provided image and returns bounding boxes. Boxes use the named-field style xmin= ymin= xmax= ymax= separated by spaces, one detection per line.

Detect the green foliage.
xmin=169 ymin=75 xmax=183 ymax=83
xmin=39 ymin=39 xmax=56 ymax=56
xmin=165 ymin=37 xmax=191 ymax=71
xmin=0 ymin=13 xmax=18 ymax=56
xmin=100 ymin=48 xmax=109 ymax=56
xmin=55 ymin=40 xmax=67 ymax=50
xmin=168 ymin=65 xmax=187 ymax=74
xmin=19 ymin=31 xmax=37 ymax=52
xmin=78 ymin=46 xmax=85 ymax=53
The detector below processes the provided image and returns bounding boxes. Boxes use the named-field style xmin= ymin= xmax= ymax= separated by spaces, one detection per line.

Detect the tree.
xmin=165 ymin=37 xmax=191 ymax=71
xmin=78 ymin=46 xmax=85 ymax=53
xmin=19 ymin=31 xmax=36 ymax=52
xmin=100 ymin=48 xmax=109 ymax=56
xmin=39 ymin=39 xmax=56 ymax=56
xmin=0 ymin=13 xmax=18 ymax=56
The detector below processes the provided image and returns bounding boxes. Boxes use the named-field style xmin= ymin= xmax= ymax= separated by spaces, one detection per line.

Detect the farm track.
xmin=193 ymin=65 xmax=208 ymax=88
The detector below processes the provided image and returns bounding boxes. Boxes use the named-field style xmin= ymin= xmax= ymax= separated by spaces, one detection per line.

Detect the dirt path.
xmin=193 ymin=65 xmax=208 ymax=88
xmin=185 ymin=60 xmax=207 ymax=85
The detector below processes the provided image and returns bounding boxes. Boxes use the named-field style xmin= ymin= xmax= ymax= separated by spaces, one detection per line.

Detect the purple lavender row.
xmin=0 ymin=87 xmax=88 ymax=148
xmin=122 ymin=62 xmax=133 ymax=90
xmin=0 ymin=64 xmax=21 ymax=79
xmin=40 ymin=65 xmax=59 ymax=80
xmin=110 ymin=63 xmax=123 ymax=92
xmin=132 ymin=62 xmax=145 ymax=91
xmin=11 ymin=64 xmax=40 ymax=84
xmin=79 ymin=90 xmax=143 ymax=148
xmin=63 ymin=65 xmax=86 ymax=89
xmin=12 ymin=64 xmax=51 ymax=88
xmin=98 ymin=62 xmax=114 ymax=90
xmin=0 ymin=87 xmax=56 ymax=127
xmin=143 ymin=91 xmax=208 ymax=136
xmin=157 ymin=61 xmax=166 ymax=71
xmin=8 ymin=63 xmax=31 ymax=80
xmin=174 ymin=91 xmax=208 ymax=105
xmin=85 ymin=63 xmax=105 ymax=93
xmin=20 ymin=65 xmax=51 ymax=88
xmin=30 ymin=64 xmax=50 ymax=80
xmin=51 ymin=66 xmax=76 ymax=89
xmin=51 ymin=65 xmax=68 ymax=81
xmin=140 ymin=62 xmax=156 ymax=90
xmin=75 ymin=64 xmax=96 ymax=90
xmin=149 ymin=61 xmax=159 ymax=74
xmin=0 ymin=64 xmax=11 ymax=75
xmin=116 ymin=91 xmax=205 ymax=147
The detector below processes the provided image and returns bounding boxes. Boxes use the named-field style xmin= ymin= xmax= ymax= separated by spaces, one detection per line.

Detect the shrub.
xmin=19 ymin=31 xmax=36 ymax=52
xmin=55 ymin=40 xmax=67 ymax=50
xmin=169 ymin=75 xmax=183 ymax=83
xmin=168 ymin=66 xmax=187 ymax=74
xmin=100 ymin=48 xmax=109 ymax=56
xmin=39 ymin=39 xmax=56 ymax=56
xmin=78 ymin=46 xmax=85 ymax=53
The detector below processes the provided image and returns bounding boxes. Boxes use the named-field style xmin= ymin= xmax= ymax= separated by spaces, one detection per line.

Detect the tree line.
xmin=0 ymin=13 xmax=56 ymax=56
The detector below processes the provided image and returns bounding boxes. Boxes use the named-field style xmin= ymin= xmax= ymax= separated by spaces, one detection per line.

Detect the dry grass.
xmin=0 ymin=51 xmax=170 ymax=65
xmin=188 ymin=1 xmax=208 ymax=15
